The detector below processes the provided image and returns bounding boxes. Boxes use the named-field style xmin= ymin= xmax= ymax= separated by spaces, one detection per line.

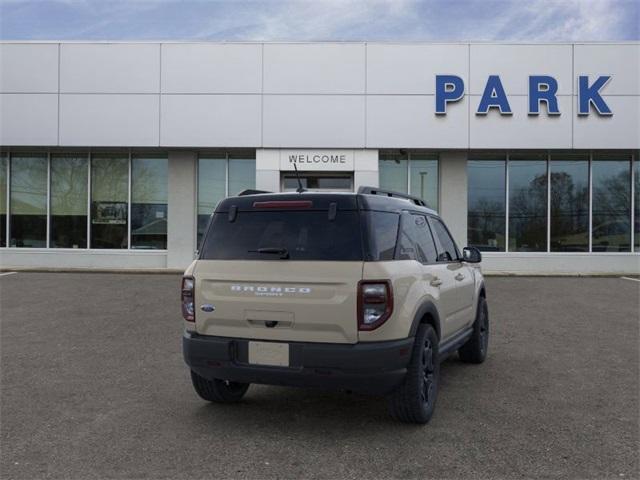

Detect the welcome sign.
xmin=279 ymin=150 xmax=355 ymax=171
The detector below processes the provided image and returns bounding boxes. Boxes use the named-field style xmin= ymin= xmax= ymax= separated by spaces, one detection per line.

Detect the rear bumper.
xmin=183 ymin=331 xmax=414 ymax=395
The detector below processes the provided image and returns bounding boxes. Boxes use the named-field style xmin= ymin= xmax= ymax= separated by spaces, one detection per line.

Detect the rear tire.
xmin=387 ymin=324 xmax=440 ymax=424
xmin=458 ymin=296 xmax=489 ymax=364
xmin=190 ymin=370 xmax=250 ymax=403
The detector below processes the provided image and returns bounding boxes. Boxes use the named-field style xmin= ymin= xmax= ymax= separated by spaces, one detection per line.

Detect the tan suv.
xmin=182 ymin=187 xmax=488 ymax=424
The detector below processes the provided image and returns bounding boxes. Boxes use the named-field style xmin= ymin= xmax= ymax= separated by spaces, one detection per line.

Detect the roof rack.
xmin=357 ymin=186 xmax=428 ymax=207
xmin=237 ymin=189 xmax=272 ymax=196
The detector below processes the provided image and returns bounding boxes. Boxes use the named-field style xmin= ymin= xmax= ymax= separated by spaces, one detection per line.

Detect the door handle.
xmin=430 ymin=277 xmax=443 ymax=287
xmin=455 ymin=273 xmax=465 ymax=281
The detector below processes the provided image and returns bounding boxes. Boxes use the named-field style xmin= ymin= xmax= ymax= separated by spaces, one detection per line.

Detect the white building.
xmin=0 ymin=41 xmax=638 ymax=274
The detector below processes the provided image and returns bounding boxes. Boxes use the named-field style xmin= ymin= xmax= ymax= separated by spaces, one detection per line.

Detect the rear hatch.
xmin=193 ymin=195 xmax=363 ymax=344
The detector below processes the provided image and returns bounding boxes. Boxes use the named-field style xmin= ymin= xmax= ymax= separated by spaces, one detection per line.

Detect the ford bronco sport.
xmin=182 ymin=187 xmax=488 ymax=424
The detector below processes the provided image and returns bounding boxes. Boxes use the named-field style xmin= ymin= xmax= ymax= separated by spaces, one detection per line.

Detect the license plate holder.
xmin=248 ymin=341 xmax=289 ymax=367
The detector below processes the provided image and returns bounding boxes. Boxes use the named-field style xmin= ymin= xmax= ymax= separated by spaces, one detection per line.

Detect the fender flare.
xmin=409 ymin=301 xmax=442 ymax=339
xmin=478 ymin=280 xmax=486 ymax=298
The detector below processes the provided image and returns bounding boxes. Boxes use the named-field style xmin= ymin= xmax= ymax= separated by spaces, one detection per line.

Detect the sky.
xmin=0 ymin=0 xmax=638 ymax=42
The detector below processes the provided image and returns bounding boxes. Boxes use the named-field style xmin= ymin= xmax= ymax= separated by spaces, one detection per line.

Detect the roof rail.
xmin=237 ymin=189 xmax=272 ymax=196
xmin=357 ymin=186 xmax=428 ymax=207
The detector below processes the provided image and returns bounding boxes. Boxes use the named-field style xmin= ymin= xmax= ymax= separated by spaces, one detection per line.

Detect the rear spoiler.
xmin=237 ymin=189 xmax=272 ymax=196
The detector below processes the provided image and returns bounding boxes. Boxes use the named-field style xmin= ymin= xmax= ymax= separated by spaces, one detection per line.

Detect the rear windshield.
xmin=200 ymin=210 xmax=363 ymax=261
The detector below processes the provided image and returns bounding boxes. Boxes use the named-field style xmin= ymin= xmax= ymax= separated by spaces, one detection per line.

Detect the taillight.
xmin=358 ymin=280 xmax=393 ymax=331
xmin=181 ymin=276 xmax=195 ymax=322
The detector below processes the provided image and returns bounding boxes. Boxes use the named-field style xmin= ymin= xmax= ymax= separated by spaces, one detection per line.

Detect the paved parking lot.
xmin=1 ymin=273 xmax=638 ymax=479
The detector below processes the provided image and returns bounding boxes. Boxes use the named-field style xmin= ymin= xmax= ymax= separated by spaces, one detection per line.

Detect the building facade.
xmin=0 ymin=41 xmax=638 ymax=274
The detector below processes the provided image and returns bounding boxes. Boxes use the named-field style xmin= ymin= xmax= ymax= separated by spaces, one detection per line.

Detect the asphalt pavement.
xmin=1 ymin=273 xmax=638 ymax=479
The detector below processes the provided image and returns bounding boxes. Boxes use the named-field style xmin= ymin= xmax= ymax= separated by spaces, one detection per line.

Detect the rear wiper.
xmin=248 ymin=247 xmax=290 ymax=259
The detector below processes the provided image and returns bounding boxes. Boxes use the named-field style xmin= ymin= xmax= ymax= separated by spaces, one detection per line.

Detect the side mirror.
xmin=462 ymin=246 xmax=482 ymax=263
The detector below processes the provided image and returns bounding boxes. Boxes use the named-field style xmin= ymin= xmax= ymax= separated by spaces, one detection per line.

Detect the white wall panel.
xmin=59 ymin=94 xmax=159 ymax=146
xmin=470 ymin=44 xmax=573 ymax=95
xmin=161 ymin=95 xmax=261 ymax=147
xmin=574 ymin=44 xmax=640 ymax=95
xmin=354 ymin=170 xmax=379 ymax=190
xmin=366 ymin=95 xmax=468 ymax=148
xmin=167 ymin=150 xmax=197 ymax=268
xmin=0 ymin=250 xmax=168 ymax=270
xmin=439 ymin=152 xmax=467 ymax=248
xmin=0 ymin=44 xmax=58 ymax=93
xmin=354 ymin=149 xmax=379 ymax=171
xmin=573 ymin=96 xmax=640 ymax=149
xmin=263 ymin=95 xmax=364 ymax=147
xmin=469 ymin=95 xmax=573 ymax=149
xmin=255 ymin=169 xmax=280 ymax=192
xmin=263 ymin=43 xmax=365 ymax=94
xmin=60 ymin=43 xmax=160 ymax=93
xmin=367 ymin=44 xmax=468 ymax=94
xmin=482 ymin=253 xmax=640 ymax=275
xmin=161 ymin=44 xmax=261 ymax=93
xmin=0 ymin=94 xmax=58 ymax=145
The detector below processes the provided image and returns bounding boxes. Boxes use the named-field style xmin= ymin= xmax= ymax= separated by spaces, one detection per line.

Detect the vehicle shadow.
xmin=185 ymin=355 xmax=470 ymax=433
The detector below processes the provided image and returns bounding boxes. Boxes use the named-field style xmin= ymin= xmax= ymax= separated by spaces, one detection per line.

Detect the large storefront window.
xmin=0 ymin=154 xmax=6 ymax=247
xmin=508 ymin=153 xmax=548 ymax=252
xmin=550 ymin=154 xmax=589 ymax=252
xmin=131 ymin=155 xmax=168 ymax=249
xmin=635 ymin=158 xmax=639 ymax=251
xmin=468 ymin=151 xmax=638 ymax=253
xmin=228 ymin=153 xmax=256 ymax=197
xmin=10 ymin=154 xmax=47 ymax=248
xmin=197 ymin=152 xmax=256 ymax=247
xmin=198 ymin=155 xmax=226 ymax=247
xmin=409 ymin=154 xmax=438 ymax=211
xmin=379 ymin=151 xmax=408 ymax=194
xmin=50 ymin=154 xmax=88 ymax=248
xmin=468 ymin=156 xmax=506 ymax=251
xmin=379 ymin=151 xmax=439 ymax=210
xmin=91 ymin=155 xmax=128 ymax=249
xmin=592 ymin=154 xmax=631 ymax=252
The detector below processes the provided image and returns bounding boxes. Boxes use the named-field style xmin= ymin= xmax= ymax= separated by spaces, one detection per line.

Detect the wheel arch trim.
xmin=409 ymin=301 xmax=442 ymax=340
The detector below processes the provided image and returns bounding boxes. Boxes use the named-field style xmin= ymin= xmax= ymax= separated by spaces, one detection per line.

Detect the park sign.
xmin=435 ymin=75 xmax=613 ymax=116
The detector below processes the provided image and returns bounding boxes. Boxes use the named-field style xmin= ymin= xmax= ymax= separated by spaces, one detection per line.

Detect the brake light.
xmin=253 ymin=200 xmax=313 ymax=209
xmin=181 ymin=276 xmax=195 ymax=322
xmin=358 ymin=280 xmax=393 ymax=331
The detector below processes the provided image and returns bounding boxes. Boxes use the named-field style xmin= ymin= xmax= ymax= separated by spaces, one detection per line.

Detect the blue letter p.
xmin=435 ymin=75 xmax=464 ymax=115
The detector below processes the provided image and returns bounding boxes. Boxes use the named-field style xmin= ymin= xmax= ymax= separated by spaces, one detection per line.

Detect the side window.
xmin=429 ymin=217 xmax=460 ymax=262
xmin=366 ymin=211 xmax=400 ymax=261
xmin=415 ymin=215 xmax=438 ymax=263
xmin=396 ymin=213 xmax=437 ymax=263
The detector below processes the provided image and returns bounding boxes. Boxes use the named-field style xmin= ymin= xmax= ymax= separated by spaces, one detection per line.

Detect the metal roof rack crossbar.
xmin=357 ymin=186 xmax=428 ymax=207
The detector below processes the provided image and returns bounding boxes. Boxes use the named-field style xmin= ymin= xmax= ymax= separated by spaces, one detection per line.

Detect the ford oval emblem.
xmin=200 ymin=304 xmax=215 ymax=312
